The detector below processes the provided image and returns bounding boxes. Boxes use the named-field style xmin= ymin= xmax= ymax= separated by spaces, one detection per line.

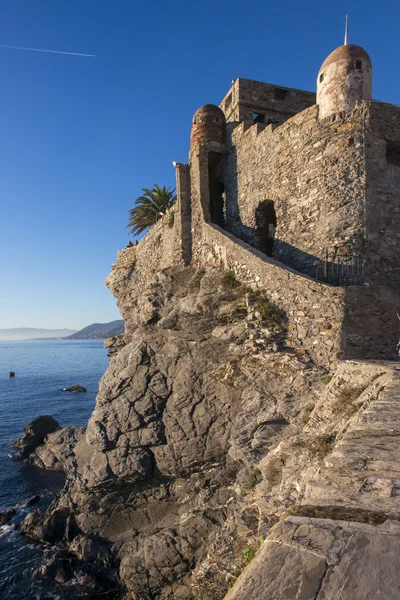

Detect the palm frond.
xmin=127 ymin=184 xmax=177 ymax=236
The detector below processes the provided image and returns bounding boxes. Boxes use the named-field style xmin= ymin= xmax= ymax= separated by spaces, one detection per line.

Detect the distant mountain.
xmin=0 ymin=328 xmax=77 ymax=341
xmin=66 ymin=320 xmax=124 ymax=340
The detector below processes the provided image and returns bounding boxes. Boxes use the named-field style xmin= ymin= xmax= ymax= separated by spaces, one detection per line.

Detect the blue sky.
xmin=0 ymin=0 xmax=399 ymax=329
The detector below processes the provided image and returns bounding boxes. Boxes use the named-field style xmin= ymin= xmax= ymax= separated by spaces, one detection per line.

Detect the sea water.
xmin=0 ymin=339 xmax=109 ymax=599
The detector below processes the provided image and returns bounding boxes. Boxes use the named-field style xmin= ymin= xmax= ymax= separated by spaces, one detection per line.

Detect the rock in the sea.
xmin=20 ymin=509 xmax=79 ymax=544
xmin=61 ymin=384 xmax=87 ymax=393
xmin=32 ymin=548 xmax=116 ymax=591
xmin=12 ymin=415 xmax=60 ymax=458
xmin=31 ymin=425 xmax=87 ymax=471
xmin=0 ymin=508 xmax=16 ymax=525
xmin=25 ymin=495 xmax=41 ymax=507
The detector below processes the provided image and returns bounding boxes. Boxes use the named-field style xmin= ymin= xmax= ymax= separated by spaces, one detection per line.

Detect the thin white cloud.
xmin=0 ymin=45 xmax=96 ymax=57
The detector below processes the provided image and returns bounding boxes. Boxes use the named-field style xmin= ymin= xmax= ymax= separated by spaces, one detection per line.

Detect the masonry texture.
xmin=110 ymin=38 xmax=400 ymax=369
xmin=223 ymin=104 xmax=367 ymax=276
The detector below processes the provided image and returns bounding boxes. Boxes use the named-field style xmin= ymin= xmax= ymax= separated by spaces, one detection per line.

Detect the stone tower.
xmin=190 ymin=104 xmax=226 ymax=148
xmin=316 ymin=24 xmax=372 ymax=119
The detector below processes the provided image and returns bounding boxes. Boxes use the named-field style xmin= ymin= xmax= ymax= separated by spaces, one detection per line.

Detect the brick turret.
xmin=190 ymin=104 xmax=226 ymax=149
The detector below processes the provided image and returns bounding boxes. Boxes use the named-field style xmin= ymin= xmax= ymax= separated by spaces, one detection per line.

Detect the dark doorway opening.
xmin=386 ymin=141 xmax=400 ymax=167
xmin=208 ymin=152 xmax=225 ymax=227
xmin=254 ymin=200 xmax=276 ymax=257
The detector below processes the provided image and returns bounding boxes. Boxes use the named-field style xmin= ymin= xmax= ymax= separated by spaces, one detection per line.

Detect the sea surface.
xmin=0 ymin=339 xmax=109 ymax=599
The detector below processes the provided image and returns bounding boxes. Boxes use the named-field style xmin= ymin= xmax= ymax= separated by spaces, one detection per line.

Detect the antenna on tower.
xmin=344 ymin=15 xmax=349 ymax=45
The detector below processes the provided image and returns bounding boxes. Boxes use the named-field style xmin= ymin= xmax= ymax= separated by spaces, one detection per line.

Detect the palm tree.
xmin=127 ymin=184 xmax=176 ymax=236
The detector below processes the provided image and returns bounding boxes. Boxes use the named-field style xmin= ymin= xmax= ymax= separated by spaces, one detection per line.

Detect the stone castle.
xmin=17 ymin=29 xmax=400 ymax=600
xmin=113 ymin=34 xmax=400 ymax=369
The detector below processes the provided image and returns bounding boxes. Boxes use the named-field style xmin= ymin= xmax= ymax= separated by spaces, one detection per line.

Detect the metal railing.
xmin=316 ymin=251 xmax=365 ymax=286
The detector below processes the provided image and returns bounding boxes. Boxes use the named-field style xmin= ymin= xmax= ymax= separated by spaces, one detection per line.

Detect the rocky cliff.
xmin=17 ymin=263 xmax=400 ymax=599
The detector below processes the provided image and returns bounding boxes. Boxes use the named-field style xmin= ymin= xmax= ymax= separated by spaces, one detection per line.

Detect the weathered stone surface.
xmin=12 ymin=415 xmax=60 ymax=457
xmin=226 ymin=517 xmax=400 ymax=600
xmin=225 ymin=521 xmax=330 ymax=600
xmin=32 ymin=548 xmax=116 ymax=592
xmin=300 ymin=366 xmax=400 ymax=516
xmin=16 ymin=267 xmax=400 ymax=599
xmin=104 ymin=333 xmax=127 ymax=357
xmin=31 ymin=426 xmax=86 ymax=471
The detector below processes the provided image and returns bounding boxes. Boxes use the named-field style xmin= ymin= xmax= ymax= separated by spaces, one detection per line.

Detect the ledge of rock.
xmin=12 ymin=415 xmax=60 ymax=458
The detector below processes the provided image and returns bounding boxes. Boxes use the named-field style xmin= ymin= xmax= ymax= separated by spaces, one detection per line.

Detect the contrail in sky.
xmin=0 ymin=45 xmax=96 ymax=57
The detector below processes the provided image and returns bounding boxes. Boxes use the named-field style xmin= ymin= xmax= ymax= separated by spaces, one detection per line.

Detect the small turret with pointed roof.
xmin=317 ymin=16 xmax=372 ymax=119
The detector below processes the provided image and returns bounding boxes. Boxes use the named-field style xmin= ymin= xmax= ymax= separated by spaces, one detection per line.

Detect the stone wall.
xmin=115 ymin=246 xmax=137 ymax=269
xmin=196 ymin=223 xmax=398 ymax=365
xmin=223 ymin=104 xmax=368 ymax=277
xmin=189 ymin=141 xmax=227 ymax=251
xmin=198 ymin=222 xmax=345 ymax=369
xmin=174 ymin=163 xmax=192 ymax=265
xmin=111 ymin=206 xmax=179 ymax=295
xmin=342 ymin=284 xmax=398 ymax=361
xmin=365 ymin=101 xmax=400 ymax=288
xmin=220 ymin=78 xmax=315 ymax=127
xmin=110 ymin=161 xmax=194 ymax=296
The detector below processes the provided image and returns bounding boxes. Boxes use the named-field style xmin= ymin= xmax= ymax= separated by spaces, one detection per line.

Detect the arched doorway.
xmin=254 ymin=200 xmax=276 ymax=257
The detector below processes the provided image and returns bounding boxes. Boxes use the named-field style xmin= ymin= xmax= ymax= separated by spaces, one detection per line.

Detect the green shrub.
xmin=252 ymin=293 xmax=283 ymax=328
xmin=242 ymin=546 xmax=257 ymax=565
xmin=222 ymin=269 xmax=240 ymax=290
xmin=245 ymin=467 xmax=262 ymax=489
xmin=322 ymin=374 xmax=333 ymax=385
xmin=332 ymin=384 xmax=367 ymax=416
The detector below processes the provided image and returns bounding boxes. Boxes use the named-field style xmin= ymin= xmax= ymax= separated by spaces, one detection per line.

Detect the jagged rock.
xmin=25 ymin=495 xmax=40 ymax=507
xmin=12 ymin=415 xmax=60 ymax=457
xmin=21 ymin=509 xmax=79 ymax=544
xmin=61 ymin=384 xmax=87 ymax=393
xmin=20 ymin=512 xmax=43 ymax=540
xmin=15 ymin=266 xmax=400 ymax=599
xmin=0 ymin=508 xmax=16 ymax=525
xmin=69 ymin=534 xmax=111 ymax=563
xmin=104 ymin=333 xmax=127 ymax=357
xmin=32 ymin=548 xmax=116 ymax=592
xmin=31 ymin=425 xmax=86 ymax=471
